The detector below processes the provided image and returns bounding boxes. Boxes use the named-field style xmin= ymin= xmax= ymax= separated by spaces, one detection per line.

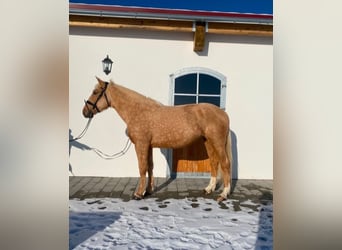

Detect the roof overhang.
xmin=70 ymin=3 xmax=273 ymax=25
xmin=69 ymin=3 xmax=273 ymax=52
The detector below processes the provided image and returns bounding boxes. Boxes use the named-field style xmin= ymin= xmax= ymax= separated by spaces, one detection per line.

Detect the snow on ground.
xmin=69 ymin=197 xmax=273 ymax=250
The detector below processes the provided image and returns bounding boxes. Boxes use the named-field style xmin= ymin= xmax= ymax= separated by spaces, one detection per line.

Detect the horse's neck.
xmin=108 ymin=82 xmax=161 ymax=124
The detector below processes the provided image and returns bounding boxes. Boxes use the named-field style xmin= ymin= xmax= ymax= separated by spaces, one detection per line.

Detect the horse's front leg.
xmin=145 ymin=147 xmax=154 ymax=196
xmin=133 ymin=142 xmax=149 ymax=200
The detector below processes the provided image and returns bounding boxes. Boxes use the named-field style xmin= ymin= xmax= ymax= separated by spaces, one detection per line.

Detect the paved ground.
xmin=69 ymin=177 xmax=272 ymax=210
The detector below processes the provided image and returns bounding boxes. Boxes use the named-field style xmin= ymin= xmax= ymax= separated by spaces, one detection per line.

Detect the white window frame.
xmin=169 ymin=67 xmax=227 ymax=110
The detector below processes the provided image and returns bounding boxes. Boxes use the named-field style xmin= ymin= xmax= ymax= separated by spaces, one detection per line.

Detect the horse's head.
xmin=82 ymin=77 xmax=111 ymax=118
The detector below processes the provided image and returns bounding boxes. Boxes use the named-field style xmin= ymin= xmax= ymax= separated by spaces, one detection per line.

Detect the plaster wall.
xmin=69 ymin=27 xmax=273 ymax=179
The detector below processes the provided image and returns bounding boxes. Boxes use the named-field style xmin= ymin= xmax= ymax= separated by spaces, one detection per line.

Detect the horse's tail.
xmin=226 ymin=130 xmax=233 ymax=195
xmin=217 ymin=129 xmax=233 ymax=189
xmin=226 ymin=130 xmax=233 ymax=183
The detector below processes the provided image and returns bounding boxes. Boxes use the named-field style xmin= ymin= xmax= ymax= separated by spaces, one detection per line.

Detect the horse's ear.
xmin=95 ymin=76 xmax=103 ymax=83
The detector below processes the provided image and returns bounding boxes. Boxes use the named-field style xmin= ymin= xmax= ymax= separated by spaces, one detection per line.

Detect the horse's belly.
xmin=149 ymin=109 xmax=202 ymax=148
xmin=150 ymin=129 xmax=200 ymax=148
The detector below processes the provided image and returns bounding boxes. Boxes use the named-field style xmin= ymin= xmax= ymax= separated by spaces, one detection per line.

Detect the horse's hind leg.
xmin=204 ymin=140 xmax=219 ymax=194
xmin=145 ymin=147 xmax=154 ymax=196
xmin=213 ymin=140 xmax=231 ymax=202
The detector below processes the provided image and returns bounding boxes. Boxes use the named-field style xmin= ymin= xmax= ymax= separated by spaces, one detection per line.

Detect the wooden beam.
xmin=208 ymin=22 xmax=273 ymax=36
xmin=69 ymin=14 xmax=273 ymax=37
xmin=193 ymin=22 xmax=206 ymax=52
xmin=69 ymin=15 xmax=192 ymax=32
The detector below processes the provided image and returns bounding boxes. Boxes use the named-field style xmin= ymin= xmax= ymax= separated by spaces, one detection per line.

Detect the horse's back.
xmin=172 ymin=103 xmax=229 ymax=137
xmin=186 ymin=103 xmax=229 ymax=125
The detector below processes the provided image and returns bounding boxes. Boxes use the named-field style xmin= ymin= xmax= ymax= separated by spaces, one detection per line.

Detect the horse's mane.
xmin=110 ymin=80 xmax=163 ymax=108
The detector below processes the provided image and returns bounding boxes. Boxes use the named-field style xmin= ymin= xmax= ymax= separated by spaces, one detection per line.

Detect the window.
xmin=170 ymin=67 xmax=227 ymax=109
xmin=167 ymin=67 xmax=228 ymax=178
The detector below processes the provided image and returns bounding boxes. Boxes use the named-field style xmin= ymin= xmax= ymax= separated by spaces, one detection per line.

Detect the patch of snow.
xmin=70 ymin=197 xmax=272 ymax=249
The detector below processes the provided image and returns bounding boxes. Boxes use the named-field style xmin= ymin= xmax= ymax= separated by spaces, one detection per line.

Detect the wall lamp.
xmin=102 ymin=55 xmax=113 ymax=75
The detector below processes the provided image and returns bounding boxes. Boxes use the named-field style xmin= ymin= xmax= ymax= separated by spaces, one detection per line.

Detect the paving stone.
xmin=69 ymin=176 xmax=83 ymax=189
xmin=177 ymin=184 xmax=187 ymax=191
xmin=109 ymin=178 xmax=126 ymax=198
xmin=166 ymin=181 xmax=177 ymax=191
xmin=115 ymin=177 xmax=130 ymax=193
xmin=122 ymin=178 xmax=139 ymax=196
xmin=92 ymin=177 xmax=111 ymax=193
xmin=101 ymin=178 xmax=120 ymax=193
xmin=82 ymin=177 xmax=102 ymax=190
xmin=69 ymin=177 xmax=273 ymax=204
xmin=69 ymin=177 xmax=93 ymax=197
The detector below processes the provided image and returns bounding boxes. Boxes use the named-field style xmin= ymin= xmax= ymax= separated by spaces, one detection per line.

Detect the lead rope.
xmin=69 ymin=118 xmax=132 ymax=159
xmin=69 ymin=118 xmax=93 ymax=142
xmin=91 ymin=137 xmax=132 ymax=160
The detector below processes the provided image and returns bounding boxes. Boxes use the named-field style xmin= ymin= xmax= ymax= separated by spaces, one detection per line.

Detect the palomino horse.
xmin=83 ymin=77 xmax=232 ymax=201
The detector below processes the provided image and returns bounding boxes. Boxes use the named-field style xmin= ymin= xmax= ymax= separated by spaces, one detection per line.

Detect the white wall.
xmin=69 ymin=27 xmax=273 ymax=179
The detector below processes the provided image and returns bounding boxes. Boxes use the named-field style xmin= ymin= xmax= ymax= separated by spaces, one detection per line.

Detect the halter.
xmin=84 ymin=81 xmax=110 ymax=114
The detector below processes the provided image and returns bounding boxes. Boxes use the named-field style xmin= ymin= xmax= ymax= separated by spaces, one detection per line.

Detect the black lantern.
xmin=102 ymin=55 xmax=113 ymax=75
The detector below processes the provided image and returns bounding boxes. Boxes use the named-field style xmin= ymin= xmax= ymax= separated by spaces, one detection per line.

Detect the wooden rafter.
xmin=209 ymin=22 xmax=273 ymax=36
xmin=193 ymin=22 xmax=206 ymax=52
xmin=70 ymin=15 xmax=272 ymax=35
xmin=69 ymin=15 xmax=192 ymax=32
xmin=69 ymin=15 xmax=272 ymax=52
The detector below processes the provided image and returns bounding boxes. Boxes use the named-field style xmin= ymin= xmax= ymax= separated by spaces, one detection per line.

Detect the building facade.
xmin=69 ymin=1 xmax=273 ymax=179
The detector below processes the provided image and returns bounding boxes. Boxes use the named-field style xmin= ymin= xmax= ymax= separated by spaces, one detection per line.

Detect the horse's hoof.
xmin=133 ymin=193 xmax=143 ymax=200
xmin=216 ymin=196 xmax=226 ymax=202
xmin=203 ymin=189 xmax=211 ymax=195
xmin=144 ymin=191 xmax=152 ymax=197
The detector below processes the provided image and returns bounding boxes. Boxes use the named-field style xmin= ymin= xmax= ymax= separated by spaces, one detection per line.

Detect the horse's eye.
xmin=93 ymin=90 xmax=99 ymax=95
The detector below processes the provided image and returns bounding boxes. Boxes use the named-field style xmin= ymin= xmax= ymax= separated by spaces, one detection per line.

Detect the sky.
xmin=69 ymin=0 xmax=273 ymax=15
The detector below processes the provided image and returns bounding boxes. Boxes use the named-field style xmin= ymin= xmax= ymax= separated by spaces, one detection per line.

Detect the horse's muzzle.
xmin=83 ymin=101 xmax=94 ymax=118
xmin=83 ymin=110 xmax=94 ymax=118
